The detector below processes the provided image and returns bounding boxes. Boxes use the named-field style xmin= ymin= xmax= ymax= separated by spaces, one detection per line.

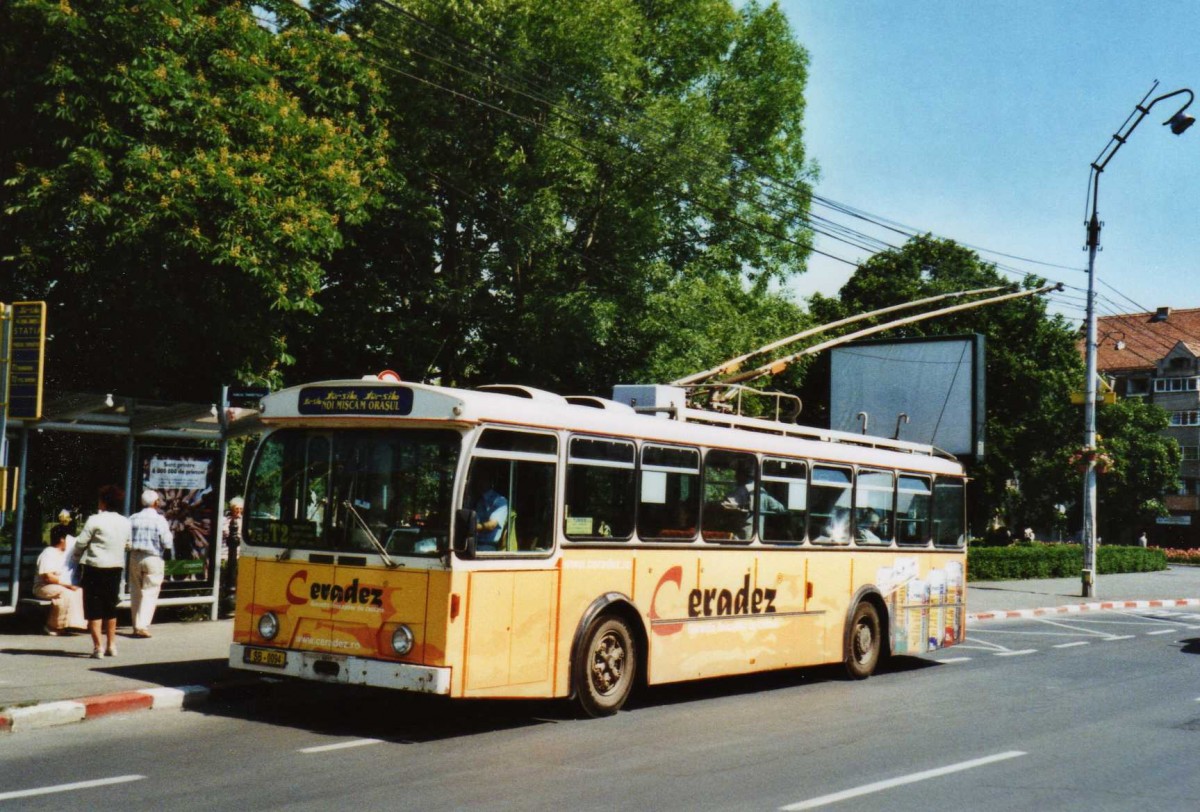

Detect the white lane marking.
xmin=994 ymin=649 xmax=1037 ymax=657
xmin=0 ymin=775 xmax=146 ymax=801
xmin=1053 ymin=641 xmax=1090 ymax=649
xmin=780 ymin=751 xmax=1027 ymax=810
xmin=299 ymin=738 xmax=384 ymax=754
xmin=936 ymin=656 xmax=972 ymax=664
xmin=970 ymin=628 xmax=1099 ymax=638
xmin=1101 ymin=635 xmax=1135 ymax=641
xmin=955 ymin=638 xmax=1018 ymax=653
xmin=1146 ymin=629 xmax=1176 ymax=636
xmin=1032 ymin=618 xmax=1124 ymax=638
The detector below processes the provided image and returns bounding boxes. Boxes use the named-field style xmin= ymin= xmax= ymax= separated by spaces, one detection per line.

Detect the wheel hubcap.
xmin=854 ymin=620 xmax=874 ymax=663
xmin=590 ymin=630 xmax=626 ymax=695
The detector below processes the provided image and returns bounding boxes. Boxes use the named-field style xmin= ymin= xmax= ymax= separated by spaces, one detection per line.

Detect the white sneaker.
xmin=90 ymin=648 xmax=103 ymax=659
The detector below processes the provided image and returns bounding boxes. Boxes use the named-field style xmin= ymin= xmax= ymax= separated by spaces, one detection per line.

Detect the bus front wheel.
xmin=844 ymin=601 xmax=882 ymax=680
xmin=574 ymin=615 xmax=637 ymax=717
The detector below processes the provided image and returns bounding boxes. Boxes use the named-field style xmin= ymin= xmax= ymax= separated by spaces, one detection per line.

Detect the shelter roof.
xmin=6 ymin=390 xmax=229 ymax=439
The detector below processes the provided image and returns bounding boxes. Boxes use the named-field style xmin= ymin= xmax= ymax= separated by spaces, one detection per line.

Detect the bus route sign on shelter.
xmin=8 ymin=301 xmax=46 ymax=420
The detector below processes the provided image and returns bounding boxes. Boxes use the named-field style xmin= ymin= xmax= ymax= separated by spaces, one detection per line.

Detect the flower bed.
xmin=1159 ymin=547 xmax=1200 ymax=566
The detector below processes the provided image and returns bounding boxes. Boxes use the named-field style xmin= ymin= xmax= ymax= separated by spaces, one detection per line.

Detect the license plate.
xmin=243 ymin=647 xmax=287 ymax=668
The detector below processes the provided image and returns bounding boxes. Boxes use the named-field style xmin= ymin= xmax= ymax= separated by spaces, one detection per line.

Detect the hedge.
xmin=967 ymin=543 xmax=1168 ymax=581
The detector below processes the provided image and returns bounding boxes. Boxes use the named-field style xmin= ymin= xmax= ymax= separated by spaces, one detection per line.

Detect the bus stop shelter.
xmin=0 ymin=389 xmax=261 ymax=621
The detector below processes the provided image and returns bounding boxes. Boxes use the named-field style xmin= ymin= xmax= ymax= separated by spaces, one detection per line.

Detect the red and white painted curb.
xmin=969 ymin=597 xmax=1200 ymax=623
xmin=0 ymin=685 xmax=209 ymax=734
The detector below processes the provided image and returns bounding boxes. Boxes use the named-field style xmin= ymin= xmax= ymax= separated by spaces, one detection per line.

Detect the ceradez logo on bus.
xmin=649 ymin=565 xmax=776 ymax=636
xmin=286 ymin=570 xmax=384 ymax=608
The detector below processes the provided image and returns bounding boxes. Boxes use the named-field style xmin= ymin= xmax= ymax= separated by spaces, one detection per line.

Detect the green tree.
xmin=1094 ymin=397 xmax=1179 ymax=543
xmin=290 ymin=0 xmax=814 ymax=394
xmin=0 ymin=0 xmax=390 ymax=398
xmin=806 ymin=235 xmax=1084 ymax=535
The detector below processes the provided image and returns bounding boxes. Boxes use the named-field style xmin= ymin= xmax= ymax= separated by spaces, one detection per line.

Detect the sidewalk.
xmin=965 ymin=565 xmax=1200 ymax=615
xmin=4 ymin=566 xmax=1200 ymax=733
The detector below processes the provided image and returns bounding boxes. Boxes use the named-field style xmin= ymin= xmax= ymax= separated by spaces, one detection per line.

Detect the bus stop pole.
xmin=211 ymin=385 xmax=230 ymax=621
xmin=10 ymin=427 xmax=30 ymax=609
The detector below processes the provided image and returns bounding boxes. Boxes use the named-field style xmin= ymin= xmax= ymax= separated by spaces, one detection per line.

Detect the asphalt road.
xmin=4 ymin=606 xmax=1200 ymax=811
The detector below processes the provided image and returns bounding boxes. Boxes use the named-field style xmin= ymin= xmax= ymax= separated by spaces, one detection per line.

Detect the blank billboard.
xmin=830 ymin=335 xmax=984 ymax=459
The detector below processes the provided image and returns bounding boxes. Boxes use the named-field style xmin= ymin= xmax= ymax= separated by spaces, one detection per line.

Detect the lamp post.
xmin=1081 ymin=81 xmax=1194 ymax=598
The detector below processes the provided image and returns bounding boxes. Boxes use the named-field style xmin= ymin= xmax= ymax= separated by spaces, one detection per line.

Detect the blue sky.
xmin=779 ymin=1 xmax=1200 ymax=325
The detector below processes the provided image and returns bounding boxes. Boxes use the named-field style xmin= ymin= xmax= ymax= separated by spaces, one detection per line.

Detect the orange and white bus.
xmin=229 ymin=377 xmax=967 ymax=715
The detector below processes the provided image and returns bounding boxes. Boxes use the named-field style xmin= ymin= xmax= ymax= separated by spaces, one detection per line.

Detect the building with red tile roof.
xmin=1091 ymin=306 xmax=1200 ymax=546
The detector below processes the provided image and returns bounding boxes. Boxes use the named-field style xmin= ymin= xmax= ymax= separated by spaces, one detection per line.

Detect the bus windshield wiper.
xmin=340 ymin=500 xmax=400 ymax=569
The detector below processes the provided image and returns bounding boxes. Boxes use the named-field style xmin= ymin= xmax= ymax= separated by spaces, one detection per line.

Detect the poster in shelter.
xmin=137 ymin=447 xmax=219 ymax=589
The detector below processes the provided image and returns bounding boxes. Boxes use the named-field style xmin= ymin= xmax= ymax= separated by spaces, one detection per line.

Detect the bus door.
xmin=460 ymin=428 xmax=559 ymax=695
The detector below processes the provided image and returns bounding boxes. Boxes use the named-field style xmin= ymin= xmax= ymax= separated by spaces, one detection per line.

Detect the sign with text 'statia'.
xmin=8 ymin=301 xmax=46 ymax=420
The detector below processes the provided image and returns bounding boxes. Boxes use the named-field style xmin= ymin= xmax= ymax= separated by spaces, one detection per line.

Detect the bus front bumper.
xmin=230 ymin=644 xmax=452 ymax=694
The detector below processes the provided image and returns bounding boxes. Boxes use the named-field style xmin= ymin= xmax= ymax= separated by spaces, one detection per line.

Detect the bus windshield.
xmin=244 ymin=428 xmax=461 ymax=556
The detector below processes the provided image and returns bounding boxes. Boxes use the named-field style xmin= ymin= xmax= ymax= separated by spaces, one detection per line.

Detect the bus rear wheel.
xmin=574 ymin=615 xmax=637 ymax=717
xmin=844 ymin=601 xmax=882 ymax=680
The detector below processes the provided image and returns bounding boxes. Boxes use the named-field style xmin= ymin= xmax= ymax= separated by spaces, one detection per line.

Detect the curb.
xmin=968 ymin=597 xmax=1200 ymax=623
xmin=0 ymin=685 xmax=210 ymax=735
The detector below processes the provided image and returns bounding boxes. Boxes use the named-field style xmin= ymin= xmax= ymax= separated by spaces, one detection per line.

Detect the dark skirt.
xmin=80 ymin=565 xmax=123 ymax=621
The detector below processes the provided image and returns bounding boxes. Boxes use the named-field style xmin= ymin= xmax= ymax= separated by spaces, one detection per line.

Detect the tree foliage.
xmin=1094 ymin=397 xmax=1179 ymax=542
xmin=289 ymin=0 xmax=814 ymax=393
xmin=2 ymin=0 xmax=815 ymax=401
xmin=0 ymin=0 xmax=390 ymax=398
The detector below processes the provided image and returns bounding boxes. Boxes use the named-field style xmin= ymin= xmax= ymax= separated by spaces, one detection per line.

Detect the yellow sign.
xmin=1070 ymin=391 xmax=1117 ymax=405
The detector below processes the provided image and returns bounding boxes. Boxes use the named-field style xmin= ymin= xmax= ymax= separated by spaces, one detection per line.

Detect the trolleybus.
xmin=230 ymin=376 xmax=967 ymax=715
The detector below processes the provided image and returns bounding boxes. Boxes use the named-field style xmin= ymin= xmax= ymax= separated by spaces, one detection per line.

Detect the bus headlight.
xmin=258 ymin=611 xmax=279 ymax=641
xmin=391 ymin=625 xmax=414 ymax=656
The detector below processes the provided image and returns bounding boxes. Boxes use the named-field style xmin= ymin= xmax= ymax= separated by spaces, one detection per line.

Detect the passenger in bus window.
xmin=722 ymin=464 xmax=785 ymax=539
xmin=821 ymin=508 xmax=850 ymax=543
xmin=468 ymin=465 xmax=509 ymax=551
xmin=856 ymin=510 xmax=883 ymax=543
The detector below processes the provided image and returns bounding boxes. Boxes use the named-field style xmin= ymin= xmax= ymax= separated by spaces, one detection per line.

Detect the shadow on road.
xmin=195 ymin=653 xmax=940 ymax=743
xmin=1179 ymin=637 xmax=1200 ymax=655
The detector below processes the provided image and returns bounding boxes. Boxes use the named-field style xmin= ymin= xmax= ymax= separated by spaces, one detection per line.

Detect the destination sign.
xmin=298 ymin=386 xmax=414 ymax=416
xmin=8 ymin=301 xmax=46 ymax=420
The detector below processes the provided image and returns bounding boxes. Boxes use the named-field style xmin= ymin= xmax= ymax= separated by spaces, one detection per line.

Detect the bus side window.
xmin=809 ymin=465 xmax=852 ymax=545
xmin=932 ymin=477 xmax=966 ymax=547
xmin=761 ymin=458 xmax=807 ymax=544
xmin=638 ymin=445 xmax=700 ymax=541
xmin=896 ymin=475 xmax=932 ymax=545
xmin=702 ymin=450 xmax=757 ymax=542
xmin=854 ymin=470 xmax=894 ymax=546
xmin=467 ymin=429 xmax=558 ymax=554
xmin=565 ymin=437 xmax=636 ymax=541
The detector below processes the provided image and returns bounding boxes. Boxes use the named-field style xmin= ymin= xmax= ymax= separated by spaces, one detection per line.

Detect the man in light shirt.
xmin=129 ymin=489 xmax=174 ymax=638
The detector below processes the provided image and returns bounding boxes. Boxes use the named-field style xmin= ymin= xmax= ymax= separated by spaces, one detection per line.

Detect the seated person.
xmin=722 ymin=467 xmax=785 ymax=540
xmin=856 ymin=509 xmax=884 ymax=543
xmin=469 ymin=468 xmax=509 ymax=552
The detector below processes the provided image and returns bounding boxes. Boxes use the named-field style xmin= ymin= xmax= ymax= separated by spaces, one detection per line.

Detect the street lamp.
xmin=1081 ymin=81 xmax=1194 ymax=598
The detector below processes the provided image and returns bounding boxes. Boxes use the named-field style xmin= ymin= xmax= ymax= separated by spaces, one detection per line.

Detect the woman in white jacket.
xmin=74 ymin=485 xmax=131 ymax=659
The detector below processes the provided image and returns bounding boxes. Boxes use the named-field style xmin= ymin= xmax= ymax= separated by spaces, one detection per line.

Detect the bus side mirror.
xmin=453 ymin=508 xmax=477 ymax=559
